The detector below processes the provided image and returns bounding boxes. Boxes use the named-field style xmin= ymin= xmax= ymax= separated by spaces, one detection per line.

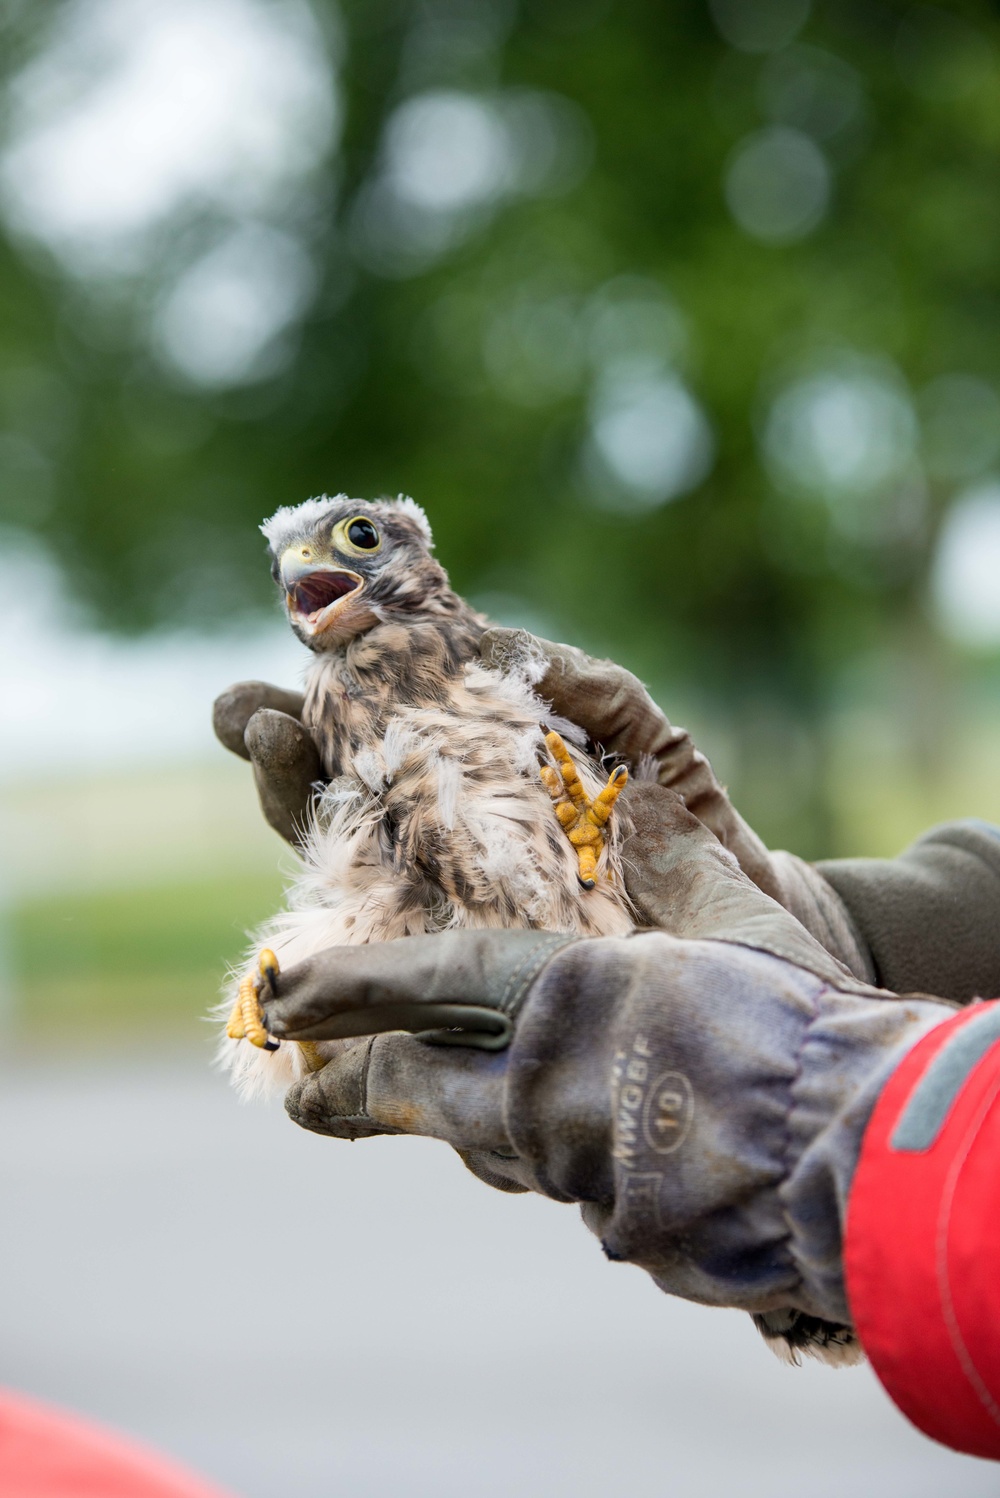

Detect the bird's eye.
xmin=331 ymin=513 xmax=383 ymax=558
xmin=346 ymin=517 xmax=380 ymax=551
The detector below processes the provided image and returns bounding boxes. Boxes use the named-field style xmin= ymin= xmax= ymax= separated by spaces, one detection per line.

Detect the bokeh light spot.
xmin=763 ymin=361 xmax=917 ymax=503
xmin=586 ymin=364 xmax=714 ymax=511
xmin=153 ymin=224 xmax=315 ymax=388
xmin=709 ymin=0 xmax=811 ymax=56
xmin=0 ymin=0 xmax=336 ymax=275
xmin=724 ymin=127 xmax=830 ymax=243
xmin=385 ymin=91 xmax=512 ymax=213
xmin=932 ymin=483 xmax=1000 ymax=647
xmin=353 ymin=87 xmax=592 ymax=278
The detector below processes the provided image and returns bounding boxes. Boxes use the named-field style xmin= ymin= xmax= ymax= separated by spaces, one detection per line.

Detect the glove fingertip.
xmin=479 ymin=625 xmax=542 ymax=672
xmin=245 ymin=708 xmax=322 ymax=776
xmin=213 ymin=686 xmax=256 ymax=760
xmin=283 ymin=1075 xmax=309 ymax=1124
xmin=213 ymin=681 xmax=308 ymax=760
xmin=284 ymin=1073 xmax=345 ymax=1137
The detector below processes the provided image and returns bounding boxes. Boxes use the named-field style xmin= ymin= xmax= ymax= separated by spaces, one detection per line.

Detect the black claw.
xmin=579 ymin=876 xmax=596 ymax=890
xmin=264 ymin=1037 xmax=281 ymax=1052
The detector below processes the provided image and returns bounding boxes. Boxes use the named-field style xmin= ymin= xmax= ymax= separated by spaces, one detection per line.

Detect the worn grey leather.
xmin=263 ymin=799 xmax=955 ymax=1357
xmin=211 ymin=682 xmax=320 ymax=847
xmin=481 ymin=629 xmax=873 ymax=982
xmin=621 ymin=783 xmax=869 ymax=991
xmin=267 ymin=919 xmax=950 ymax=1348
xmin=264 ymin=928 xmax=576 ymax=1050
xmin=212 ymin=680 xmax=306 ymax=759
xmin=243 ymin=707 xmax=323 ymax=848
xmin=216 ymin=647 xmax=996 ymax=1359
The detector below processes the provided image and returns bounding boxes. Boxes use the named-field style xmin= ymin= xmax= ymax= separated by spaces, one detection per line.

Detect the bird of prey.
xmin=222 ymin=494 xmax=633 ymax=1097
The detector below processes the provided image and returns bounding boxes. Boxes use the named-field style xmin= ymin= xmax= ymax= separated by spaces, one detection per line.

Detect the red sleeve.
xmin=845 ymin=999 xmax=1000 ymax=1459
xmin=0 ymin=1387 xmax=237 ymax=1498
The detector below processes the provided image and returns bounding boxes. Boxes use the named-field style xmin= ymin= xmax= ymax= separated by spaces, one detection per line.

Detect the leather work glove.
xmin=213 ymin=637 xmax=1000 ymax=1003
xmin=479 ymin=629 xmax=1000 ymax=1001
xmin=258 ymin=790 xmax=956 ymax=1361
xmin=212 ymin=680 xmax=322 ymax=847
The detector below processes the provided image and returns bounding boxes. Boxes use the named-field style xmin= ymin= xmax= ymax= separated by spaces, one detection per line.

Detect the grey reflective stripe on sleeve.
xmin=891 ymin=1003 xmax=1000 ymax=1152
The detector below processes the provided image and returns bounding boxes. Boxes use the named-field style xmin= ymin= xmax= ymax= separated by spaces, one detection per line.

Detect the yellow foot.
xmin=226 ymin=948 xmax=281 ymax=1051
xmin=225 ymin=951 xmax=326 ymax=1069
xmin=540 ymin=730 xmax=628 ymax=890
xmin=298 ymin=1041 xmax=326 ymax=1073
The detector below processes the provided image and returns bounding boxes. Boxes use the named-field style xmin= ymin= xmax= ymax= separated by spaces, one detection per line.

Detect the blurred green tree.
xmin=1 ymin=0 xmax=1000 ymax=852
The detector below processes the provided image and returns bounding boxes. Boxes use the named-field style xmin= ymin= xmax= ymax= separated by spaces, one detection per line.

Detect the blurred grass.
xmin=830 ymin=725 xmax=1000 ymax=860
xmin=9 ymin=871 xmax=284 ymax=1033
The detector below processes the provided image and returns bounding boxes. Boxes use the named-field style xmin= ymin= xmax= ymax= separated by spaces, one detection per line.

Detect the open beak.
xmin=279 ymin=552 xmax=364 ymax=636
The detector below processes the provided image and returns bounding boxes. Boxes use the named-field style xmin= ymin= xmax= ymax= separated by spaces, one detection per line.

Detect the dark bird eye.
xmin=346 ymin=518 xmax=380 ymax=550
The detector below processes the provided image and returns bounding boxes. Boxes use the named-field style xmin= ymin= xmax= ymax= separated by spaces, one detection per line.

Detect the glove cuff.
xmin=523 ymin=935 xmax=951 ymax=1338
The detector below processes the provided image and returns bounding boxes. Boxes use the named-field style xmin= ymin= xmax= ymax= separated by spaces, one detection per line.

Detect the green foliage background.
xmin=2 ymin=0 xmax=1000 ymax=869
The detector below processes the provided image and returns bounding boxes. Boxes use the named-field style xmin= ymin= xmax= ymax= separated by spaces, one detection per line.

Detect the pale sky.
xmin=0 ymin=537 xmax=306 ymax=781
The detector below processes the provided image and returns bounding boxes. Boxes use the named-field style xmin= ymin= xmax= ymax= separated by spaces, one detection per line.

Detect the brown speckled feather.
xmin=222 ymin=496 xmax=633 ymax=1098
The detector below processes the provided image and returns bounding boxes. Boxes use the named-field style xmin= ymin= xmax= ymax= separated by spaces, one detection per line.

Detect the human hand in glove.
xmin=256 ymin=791 xmax=952 ymax=1365
xmin=214 ymin=640 xmax=1000 ymax=1002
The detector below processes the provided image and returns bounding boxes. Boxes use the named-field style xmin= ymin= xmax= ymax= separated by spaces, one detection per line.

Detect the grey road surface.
xmin=1 ymin=1040 xmax=996 ymax=1498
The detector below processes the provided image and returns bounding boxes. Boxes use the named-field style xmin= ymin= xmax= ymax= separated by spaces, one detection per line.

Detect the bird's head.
xmin=261 ymin=494 xmax=446 ymax=651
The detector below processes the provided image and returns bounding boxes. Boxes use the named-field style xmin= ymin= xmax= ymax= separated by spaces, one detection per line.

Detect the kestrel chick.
xmin=221 ymin=495 xmax=633 ymax=1096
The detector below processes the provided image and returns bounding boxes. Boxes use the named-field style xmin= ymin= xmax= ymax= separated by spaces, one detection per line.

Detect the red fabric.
xmin=845 ymin=1001 xmax=1000 ymax=1460
xmin=0 ymin=1388 xmax=238 ymax=1498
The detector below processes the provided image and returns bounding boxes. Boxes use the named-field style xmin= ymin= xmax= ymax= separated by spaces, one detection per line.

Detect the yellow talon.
xmin=227 ymin=949 xmax=282 ymax=1050
xmin=227 ymin=948 xmax=325 ymax=1067
xmin=541 ymin=731 xmax=628 ymax=889
xmin=225 ymin=994 xmax=245 ymax=1040
xmin=241 ymin=975 xmax=271 ymax=1049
